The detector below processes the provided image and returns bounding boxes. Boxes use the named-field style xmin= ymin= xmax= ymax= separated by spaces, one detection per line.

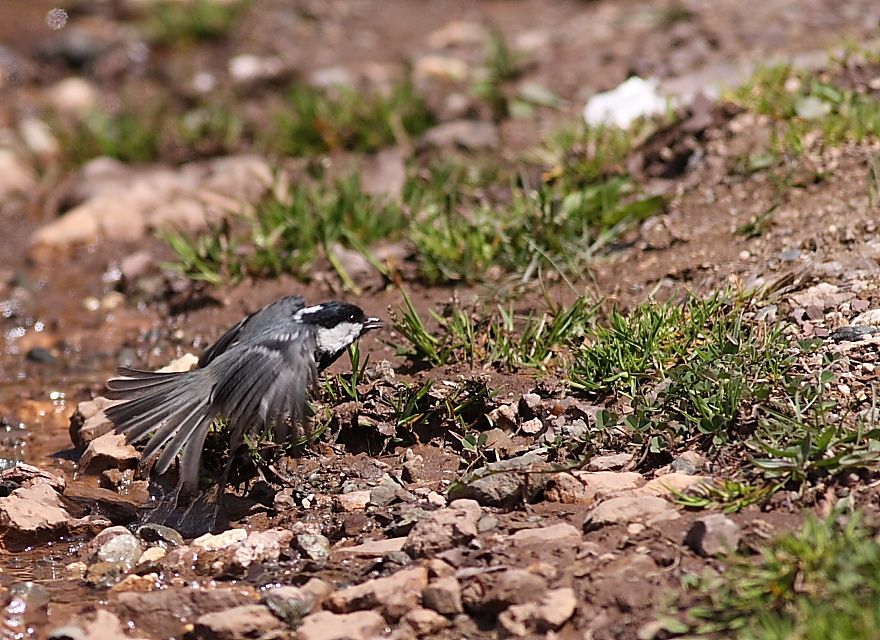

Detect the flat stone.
xmin=78 ymin=432 xmax=139 ymax=474
xmin=402 ymin=501 xmax=479 ymax=557
xmin=587 ymin=453 xmax=633 ymax=471
xmin=192 ymin=604 xmax=284 ymax=639
xmin=296 ymin=610 xmax=385 ymax=640
xmin=635 ymin=473 xmax=710 ymax=498
xmin=584 ymin=496 xmax=679 ymax=531
xmin=508 ymin=523 xmax=581 ymax=545
xmin=326 ymin=566 xmax=428 ymax=621
xmin=335 ymin=537 xmax=406 ymax=557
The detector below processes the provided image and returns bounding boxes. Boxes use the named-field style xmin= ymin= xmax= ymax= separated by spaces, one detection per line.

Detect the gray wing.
xmin=198 ymin=296 xmax=306 ymax=368
xmin=209 ymin=324 xmax=319 ymax=450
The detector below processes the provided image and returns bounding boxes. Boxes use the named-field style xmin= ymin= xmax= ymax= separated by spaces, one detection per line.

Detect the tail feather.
xmin=141 ymin=398 xmax=210 ymax=467
xmin=104 ymin=368 xmax=214 ymax=476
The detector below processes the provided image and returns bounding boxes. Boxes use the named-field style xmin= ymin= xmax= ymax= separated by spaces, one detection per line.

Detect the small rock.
xmin=295 ymin=532 xmax=330 ymax=562
xmin=48 ymin=608 xmax=131 ymax=640
xmin=192 ymin=604 xmax=284 ymax=640
xmin=335 ymin=489 xmax=371 ymax=512
xmin=264 ymin=583 xmax=326 ymax=625
xmin=791 ymin=282 xmax=852 ymax=310
xmin=684 ymin=514 xmax=741 ymax=557
xmin=520 ymin=418 xmax=543 ymax=435
xmin=326 ymin=566 xmax=428 ymax=621
xmin=109 ymin=573 xmax=159 ymax=593
xmin=78 ymin=432 xmax=139 ymax=474
xmin=369 ymin=474 xmax=406 ymax=507
xmin=670 ymin=451 xmax=708 ymax=475
xmin=584 ymin=496 xmax=679 ymax=531
xmin=223 ymin=528 xmax=294 ymax=575
xmin=402 ymin=500 xmax=480 ymax=557
xmin=498 ymin=586 xmax=576 ymax=635
xmin=831 ymin=326 xmax=880 ymax=342
xmin=191 ymin=528 xmax=247 ymax=552
xmin=636 ymin=473 xmax=709 ymax=498
xmin=336 ymin=537 xmax=406 ymax=558
xmin=400 ymin=607 xmax=449 ymax=635
xmin=119 ymin=251 xmax=154 ymax=282
xmin=853 ymin=309 xmax=880 ymax=327
xmin=422 ymin=576 xmax=463 ymax=615
xmin=308 ymin=66 xmax=355 ymax=89
xmin=518 ymin=393 xmax=543 ymax=419
xmin=475 ymin=569 xmax=548 ymax=616
xmin=135 ymin=523 xmax=184 ymax=547
xmin=136 ymin=546 xmax=166 ymax=566
xmin=47 ymin=76 xmax=98 ymax=116
xmin=228 ymin=54 xmax=285 ymax=83
xmin=587 ymin=452 xmax=633 ymax=471
xmin=447 ymin=452 xmax=550 ymax=508
xmin=546 ymin=471 xmax=644 ymax=505
xmin=0 ymin=463 xmax=65 ymax=492
xmin=427 ymin=21 xmax=488 ymax=48
xmin=93 ymin=531 xmax=143 ymax=569
xmin=0 ymin=482 xmax=108 ymax=550
xmin=296 ymin=610 xmax=385 ymax=640
xmin=488 ymin=404 xmax=518 ymax=430
xmin=0 ymin=149 xmax=36 ymax=200
xmin=508 ymin=523 xmax=580 ymax=546
xmin=418 ymin=120 xmax=499 ymax=151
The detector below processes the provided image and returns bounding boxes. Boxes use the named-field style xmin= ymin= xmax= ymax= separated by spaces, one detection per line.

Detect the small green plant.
xmin=322 ymin=344 xmax=370 ymax=404
xmin=732 ymin=64 xmax=880 ymax=151
xmin=59 ymin=104 xmax=165 ymax=164
xmin=274 ymin=79 xmax=435 ymax=156
xmin=472 ymin=30 xmax=524 ymax=120
xmin=670 ymin=479 xmax=779 ymax=514
xmin=146 ymin=0 xmax=247 ymax=45
xmin=412 ymin=179 xmax=664 ymax=284
xmin=390 ymin=294 xmax=596 ymax=371
xmin=680 ymin=512 xmax=880 ymax=639
xmin=164 ymin=174 xmax=407 ymax=286
xmin=569 ymin=292 xmax=794 ymax=451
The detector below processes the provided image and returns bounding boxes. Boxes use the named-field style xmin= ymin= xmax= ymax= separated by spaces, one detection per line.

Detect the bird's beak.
xmin=364 ymin=317 xmax=384 ymax=332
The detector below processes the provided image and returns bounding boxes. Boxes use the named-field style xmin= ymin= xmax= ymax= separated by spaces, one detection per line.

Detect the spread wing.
xmin=197 ymin=296 xmax=305 ymax=368
xmin=208 ymin=325 xmax=319 ymax=450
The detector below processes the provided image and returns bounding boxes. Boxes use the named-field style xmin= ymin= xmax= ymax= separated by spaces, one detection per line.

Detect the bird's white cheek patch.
xmin=316 ymin=322 xmax=362 ymax=353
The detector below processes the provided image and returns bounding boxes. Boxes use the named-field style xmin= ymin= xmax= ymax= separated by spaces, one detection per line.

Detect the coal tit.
xmin=104 ymin=296 xmax=382 ymax=526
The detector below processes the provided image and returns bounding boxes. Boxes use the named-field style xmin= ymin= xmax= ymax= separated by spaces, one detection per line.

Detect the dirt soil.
xmin=0 ymin=1 xmax=879 ymax=639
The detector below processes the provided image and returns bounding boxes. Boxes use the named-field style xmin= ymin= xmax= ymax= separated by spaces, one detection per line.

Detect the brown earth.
xmin=0 ymin=1 xmax=878 ymax=639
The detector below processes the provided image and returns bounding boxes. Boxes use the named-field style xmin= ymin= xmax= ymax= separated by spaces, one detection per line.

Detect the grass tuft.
xmin=273 ymin=79 xmax=435 ymax=156
xmin=681 ymin=512 xmax=880 ymax=639
xmin=146 ymin=0 xmax=248 ymax=45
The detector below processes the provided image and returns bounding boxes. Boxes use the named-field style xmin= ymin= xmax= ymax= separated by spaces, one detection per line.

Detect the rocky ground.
xmin=1 ymin=1 xmax=880 ymax=639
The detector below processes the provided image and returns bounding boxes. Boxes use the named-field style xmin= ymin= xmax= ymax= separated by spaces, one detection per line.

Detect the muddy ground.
xmin=0 ymin=1 xmax=879 ymax=639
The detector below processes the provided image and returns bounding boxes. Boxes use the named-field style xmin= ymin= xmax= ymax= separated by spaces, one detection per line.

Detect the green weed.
xmin=274 ymin=79 xmax=435 ymax=156
xmin=390 ymin=293 xmax=596 ymax=370
xmin=681 ymin=512 xmax=880 ymax=639
xmin=732 ymin=64 xmax=880 ymax=150
xmin=164 ymin=174 xmax=407 ymax=285
xmin=569 ymin=293 xmax=794 ymax=451
xmin=145 ymin=0 xmax=247 ymax=45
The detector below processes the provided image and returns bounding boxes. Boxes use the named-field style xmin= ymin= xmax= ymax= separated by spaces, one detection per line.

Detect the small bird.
xmin=104 ymin=296 xmax=382 ymax=530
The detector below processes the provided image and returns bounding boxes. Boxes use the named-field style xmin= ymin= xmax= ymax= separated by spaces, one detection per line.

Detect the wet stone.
xmin=296 ymin=610 xmax=386 ymax=640
xmin=135 ymin=523 xmax=184 ymax=547
xmin=192 ymin=604 xmax=284 ymax=640
xmin=295 ymin=532 xmax=331 ymax=562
